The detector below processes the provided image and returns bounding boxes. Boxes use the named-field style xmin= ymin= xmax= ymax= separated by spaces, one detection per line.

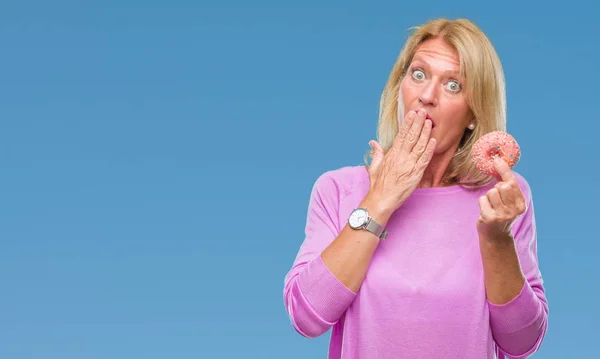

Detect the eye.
xmin=446 ymin=80 xmax=461 ymax=93
xmin=411 ymin=69 xmax=425 ymax=81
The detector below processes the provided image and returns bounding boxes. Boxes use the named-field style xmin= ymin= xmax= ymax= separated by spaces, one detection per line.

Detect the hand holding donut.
xmin=476 ymin=157 xmax=527 ymax=240
xmin=365 ymin=109 xmax=437 ymax=217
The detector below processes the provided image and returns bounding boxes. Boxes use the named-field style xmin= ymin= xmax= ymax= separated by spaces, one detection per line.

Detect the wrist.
xmin=360 ymin=193 xmax=394 ymax=226
xmin=478 ymin=229 xmax=514 ymax=246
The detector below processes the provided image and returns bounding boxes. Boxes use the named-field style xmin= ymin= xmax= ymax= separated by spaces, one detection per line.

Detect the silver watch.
xmin=348 ymin=207 xmax=388 ymax=240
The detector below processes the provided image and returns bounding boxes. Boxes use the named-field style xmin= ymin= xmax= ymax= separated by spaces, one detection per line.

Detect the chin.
xmin=429 ymin=129 xmax=439 ymax=141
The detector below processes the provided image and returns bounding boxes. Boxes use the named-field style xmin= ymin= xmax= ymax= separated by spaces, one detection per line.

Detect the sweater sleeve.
xmin=488 ymin=177 xmax=549 ymax=358
xmin=283 ymin=172 xmax=357 ymax=338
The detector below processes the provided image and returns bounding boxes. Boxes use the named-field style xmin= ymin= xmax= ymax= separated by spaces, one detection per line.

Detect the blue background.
xmin=1 ymin=1 xmax=597 ymax=358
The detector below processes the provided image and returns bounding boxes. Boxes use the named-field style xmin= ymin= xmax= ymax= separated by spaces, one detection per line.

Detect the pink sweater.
xmin=283 ymin=165 xmax=548 ymax=358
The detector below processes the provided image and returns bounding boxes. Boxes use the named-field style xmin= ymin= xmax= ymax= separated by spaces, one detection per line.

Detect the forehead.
xmin=411 ymin=38 xmax=461 ymax=74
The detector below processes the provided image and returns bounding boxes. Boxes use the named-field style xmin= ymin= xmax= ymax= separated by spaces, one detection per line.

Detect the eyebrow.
xmin=411 ymin=56 xmax=461 ymax=78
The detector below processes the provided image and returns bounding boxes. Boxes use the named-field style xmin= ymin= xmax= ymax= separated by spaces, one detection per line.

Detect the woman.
xmin=282 ymin=18 xmax=548 ymax=358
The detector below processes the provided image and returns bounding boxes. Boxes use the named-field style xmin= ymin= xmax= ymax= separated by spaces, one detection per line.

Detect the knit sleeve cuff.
xmin=297 ymin=255 xmax=357 ymax=323
xmin=487 ymin=280 xmax=543 ymax=334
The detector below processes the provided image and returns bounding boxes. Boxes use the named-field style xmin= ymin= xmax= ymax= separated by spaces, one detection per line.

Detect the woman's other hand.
xmin=476 ymin=157 xmax=527 ymax=240
xmin=365 ymin=109 xmax=437 ymax=218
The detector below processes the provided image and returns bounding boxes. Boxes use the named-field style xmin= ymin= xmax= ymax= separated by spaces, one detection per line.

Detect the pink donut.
xmin=471 ymin=131 xmax=520 ymax=177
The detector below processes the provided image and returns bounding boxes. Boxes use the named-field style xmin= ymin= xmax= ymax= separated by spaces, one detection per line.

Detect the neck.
xmin=418 ymin=143 xmax=460 ymax=188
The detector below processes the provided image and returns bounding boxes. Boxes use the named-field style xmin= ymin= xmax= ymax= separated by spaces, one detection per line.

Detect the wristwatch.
xmin=348 ymin=207 xmax=388 ymax=240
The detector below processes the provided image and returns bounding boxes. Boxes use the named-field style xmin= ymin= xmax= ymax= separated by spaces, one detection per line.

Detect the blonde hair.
xmin=366 ymin=18 xmax=506 ymax=188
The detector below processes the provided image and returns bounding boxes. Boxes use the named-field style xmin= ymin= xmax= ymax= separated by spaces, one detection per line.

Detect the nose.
xmin=418 ymin=82 xmax=437 ymax=107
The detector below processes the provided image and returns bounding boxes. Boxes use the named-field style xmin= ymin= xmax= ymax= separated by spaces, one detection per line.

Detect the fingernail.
xmin=419 ymin=109 xmax=427 ymax=116
xmin=408 ymin=111 xmax=416 ymax=119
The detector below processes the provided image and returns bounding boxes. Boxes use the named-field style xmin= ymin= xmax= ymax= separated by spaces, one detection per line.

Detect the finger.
xmin=410 ymin=119 xmax=432 ymax=158
xmin=368 ymin=140 xmax=384 ymax=172
xmin=493 ymin=156 xmax=516 ymax=183
xmin=402 ymin=109 xmax=427 ymax=153
xmin=486 ymin=188 xmax=506 ymax=211
xmin=416 ymin=137 xmax=436 ymax=169
xmin=478 ymin=195 xmax=494 ymax=220
xmin=393 ymin=110 xmax=417 ymax=148
xmin=495 ymin=182 xmax=516 ymax=207
xmin=495 ymin=181 xmax=527 ymax=215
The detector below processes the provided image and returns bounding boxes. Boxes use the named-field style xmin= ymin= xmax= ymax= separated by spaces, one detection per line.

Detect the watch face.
xmin=349 ymin=208 xmax=368 ymax=229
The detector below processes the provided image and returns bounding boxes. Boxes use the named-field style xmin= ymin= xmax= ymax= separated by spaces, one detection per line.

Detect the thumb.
xmin=368 ymin=140 xmax=384 ymax=172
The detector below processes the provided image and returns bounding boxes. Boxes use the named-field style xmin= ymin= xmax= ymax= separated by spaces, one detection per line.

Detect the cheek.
xmin=400 ymin=80 xmax=418 ymax=105
xmin=446 ymin=99 xmax=472 ymax=125
xmin=448 ymin=95 xmax=470 ymax=112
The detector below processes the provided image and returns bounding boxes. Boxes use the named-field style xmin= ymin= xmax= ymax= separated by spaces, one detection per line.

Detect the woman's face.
xmin=399 ymin=38 xmax=474 ymax=154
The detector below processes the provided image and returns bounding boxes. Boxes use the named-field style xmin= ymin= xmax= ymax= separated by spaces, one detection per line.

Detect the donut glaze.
xmin=471 ymin=131 xmax=520 ymax=177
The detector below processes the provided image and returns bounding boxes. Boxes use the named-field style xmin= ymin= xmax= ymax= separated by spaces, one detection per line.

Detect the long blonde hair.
xmin=367 ymin=18 xmax=506 ymax=188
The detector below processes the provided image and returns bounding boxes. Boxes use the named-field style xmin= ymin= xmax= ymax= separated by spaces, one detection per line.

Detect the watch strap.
xmin=366 ymin=218 xmax=388 ymax=240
